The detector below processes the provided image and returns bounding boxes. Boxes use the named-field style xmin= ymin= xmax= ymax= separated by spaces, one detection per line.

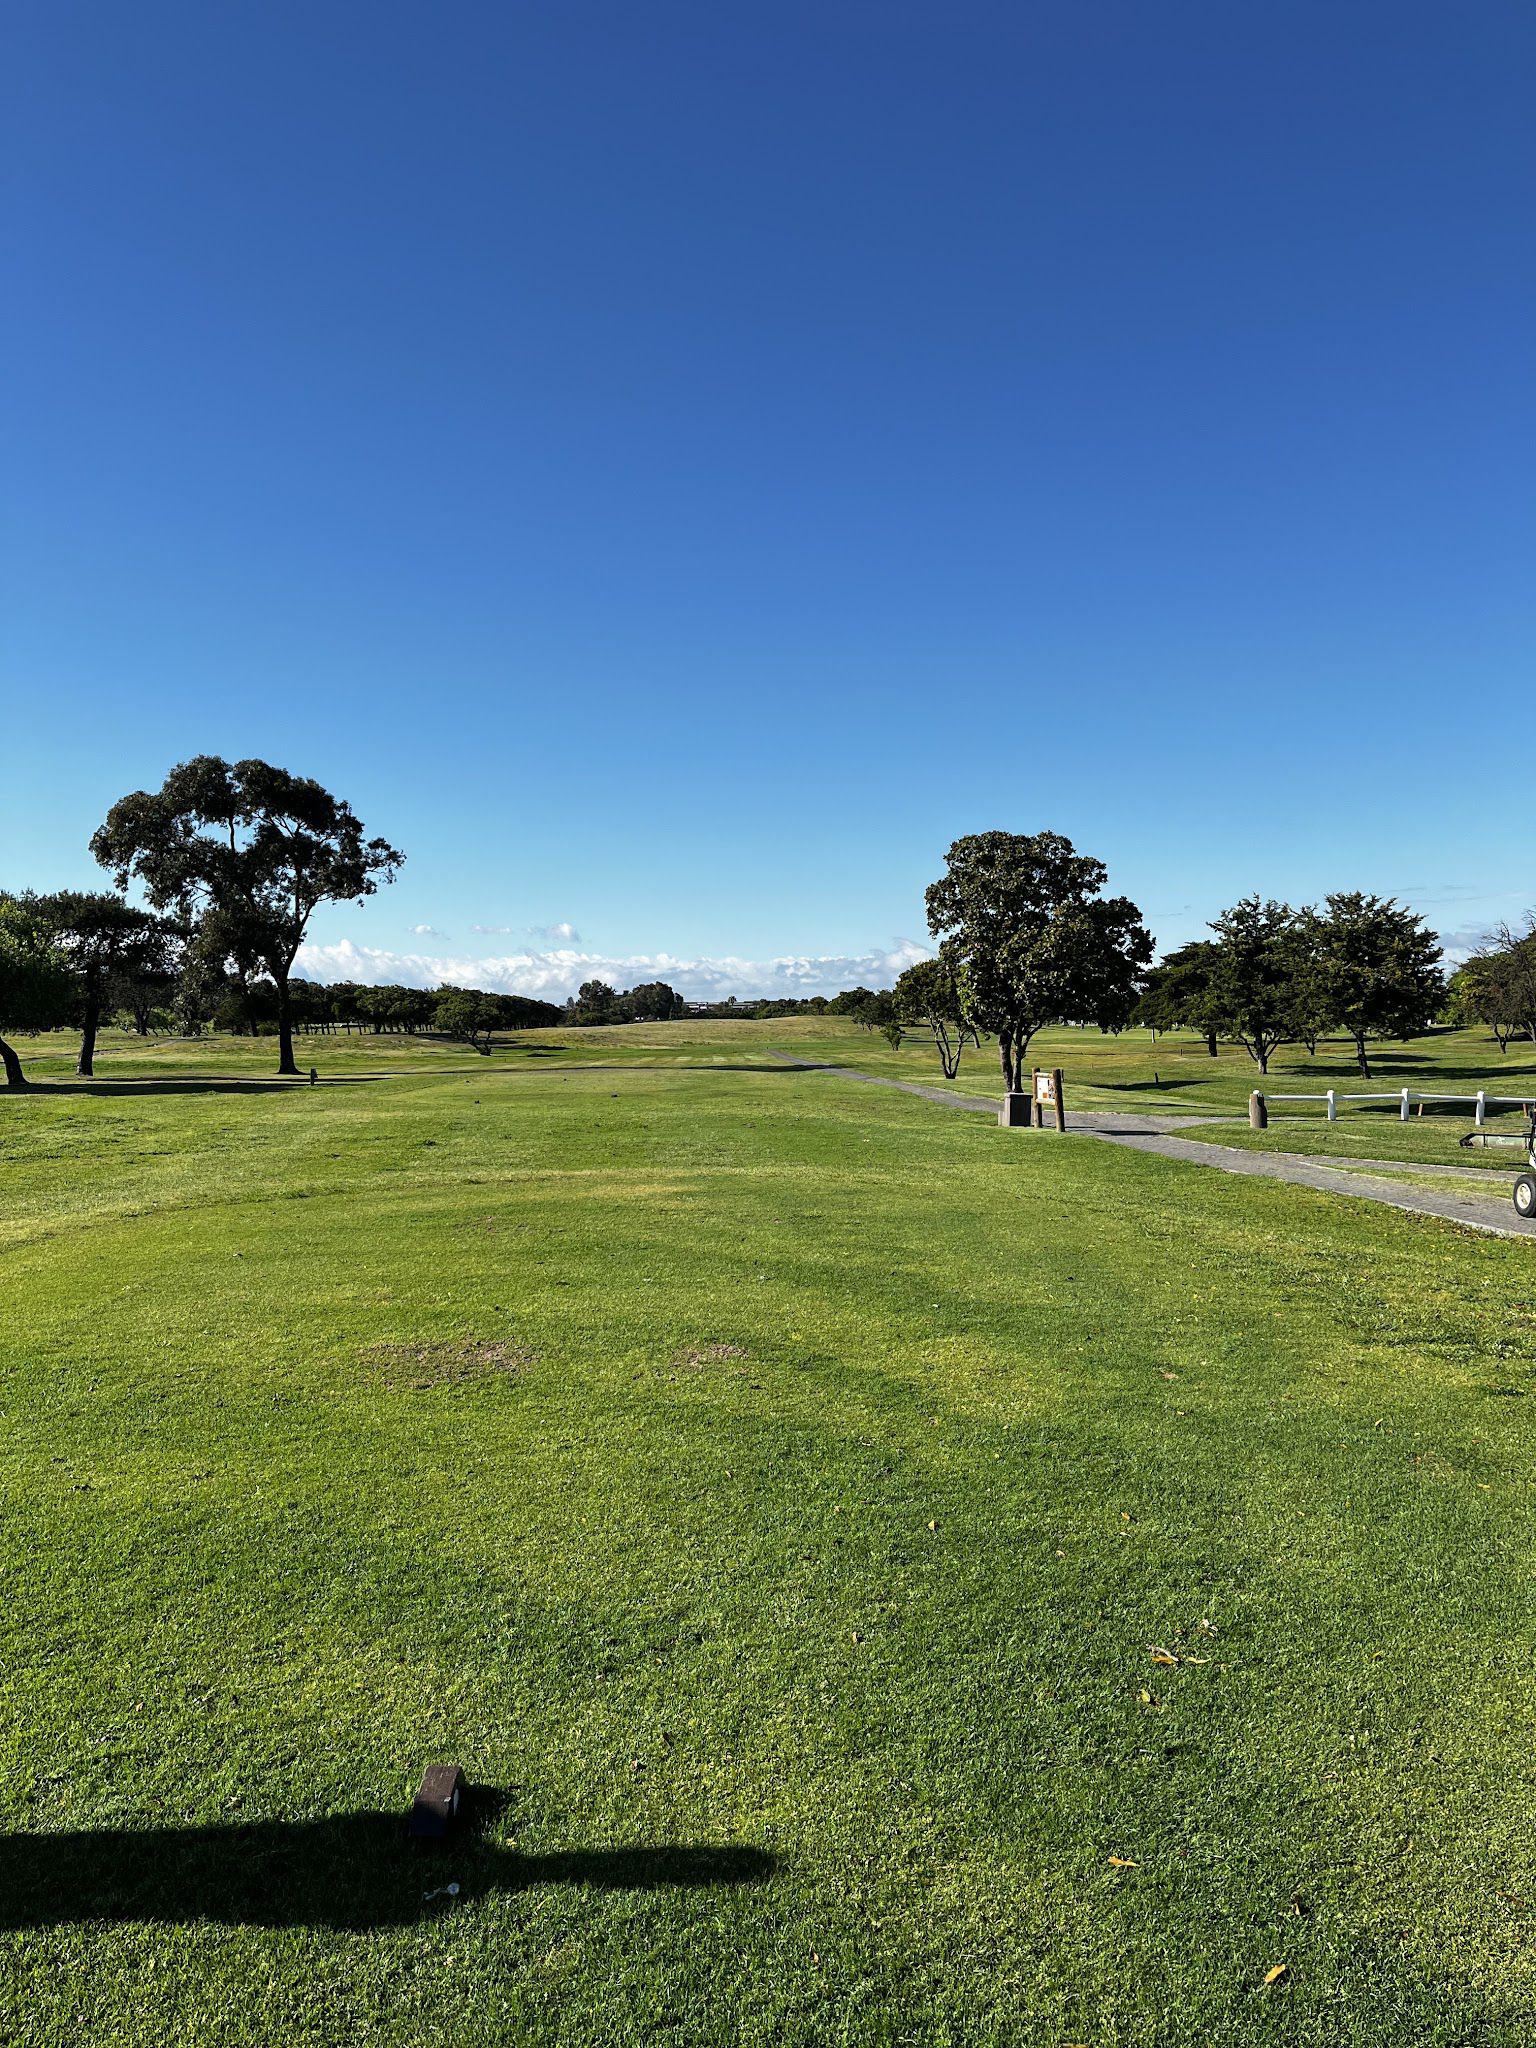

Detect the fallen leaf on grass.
xmin=1263 ymin=1964 xmax=1288 ymax=1987
xmin=1149 ymin=1649 xmax=1178 ymax=1666
xmin=1108 ymin=1856 xmax=1137 ymax=1868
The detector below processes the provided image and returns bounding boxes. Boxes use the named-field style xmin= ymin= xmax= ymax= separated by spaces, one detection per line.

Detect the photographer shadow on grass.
xmin=0 ymin=1793 xmax=773 ymax=1931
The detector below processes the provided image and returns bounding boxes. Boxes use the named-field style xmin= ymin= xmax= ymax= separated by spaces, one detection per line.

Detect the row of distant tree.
xmin=844 ymin=844 xmax=1456 ymax=1085
xmin=563 ymin=978 xmax=857 ymax=1025
xmin=1 ymin=767 xmax=1527 ymax=1091
xmin=853 ymin=883 xmax=1536 ymax=1085
xmin=888 ymin=876 xmax=1458 ymax=1081
xmin=1128 ymin=893 xmax=1444 ymax=1077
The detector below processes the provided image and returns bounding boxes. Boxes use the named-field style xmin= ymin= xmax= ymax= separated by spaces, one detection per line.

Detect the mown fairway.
xmin=6 ymin=1027 xmax=1536 ymax=2044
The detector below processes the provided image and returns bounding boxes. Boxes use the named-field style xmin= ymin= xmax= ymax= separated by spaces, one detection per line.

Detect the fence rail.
xmin=1252 ymin=1089 xmax=1536 ymax=1128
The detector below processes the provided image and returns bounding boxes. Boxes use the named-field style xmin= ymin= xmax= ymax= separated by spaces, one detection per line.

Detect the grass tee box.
xmin=6 ymin=1023 xmax=1536 ymax=2041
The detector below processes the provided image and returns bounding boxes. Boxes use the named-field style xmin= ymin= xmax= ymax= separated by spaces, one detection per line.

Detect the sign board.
xmin=1029 ymin=1066 xmax=1068 ymax=1132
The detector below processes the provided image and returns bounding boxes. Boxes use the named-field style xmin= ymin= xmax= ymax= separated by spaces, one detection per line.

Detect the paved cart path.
xmin=766 ymin=1052 xmax=1536 ymax=1241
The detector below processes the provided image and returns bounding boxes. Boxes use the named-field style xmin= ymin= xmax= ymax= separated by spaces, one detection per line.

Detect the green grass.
xmin=7 ymin=1027 xmax=1536 ymax=2042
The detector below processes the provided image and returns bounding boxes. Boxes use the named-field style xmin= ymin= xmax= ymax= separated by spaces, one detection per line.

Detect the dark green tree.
xmin=1466 ymin=922 xmax=1536 ymax=1050
xmin=1449 ymin=948 xmax=1523 ymax=1051
xmin=628 ymin=980 xmax=685 ymax=1021
xmin=91 ymin=757 xmax=403 ymax=1076
xmin=1284 ymin=909 xmax=1333 ymax=1057
xmin=490 ymin=992 xmax=563 ymax=1030
xmin=327 ymin=981 xmax=365 ymax=1033
xmin=1311 ymin=893 xmax=1442 ymax=1077
xmin=568 ymin=979 xmax=620 ymax=1026
xmin=1204 ymin=897 xmax=1305 ymax=1076
xmin=434 ymin=986 xmax=497 ymax=1051
xmin=894 ymin=956 xmax=969 ymax=1079
xmin=1134 ymin=941 xmax=1221 ymax=1056
xmin=0 ymin=893 xmax=75 ymax=1089
xmin=925 ymin=830 xmax=1152 ymax=1092
xmin=397 ymin=987 xmax=439 ymax=1033
xmin=858 ymin=990 xmax=897 ymax=1032
xmin=214 ymin=976 xmax=280 ymax=1036
xmin=172 ymin=925 xmax=228 ymax=1037
xmin=114 ymin=918 xmax=184 ymax=1037
xmin=39 ymin=891 xmax=176 ymax=1076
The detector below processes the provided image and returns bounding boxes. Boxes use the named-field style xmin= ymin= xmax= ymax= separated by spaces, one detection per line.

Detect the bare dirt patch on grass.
xmin=673 ymin=1342 xmax=750 ymax=1368
xmin=361 ymin=1337 xmax=536 ymax=1390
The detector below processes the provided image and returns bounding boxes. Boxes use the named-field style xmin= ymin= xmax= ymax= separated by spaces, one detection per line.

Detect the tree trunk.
xmin=997 ymin=1028 xmax=1013 ymax=1092
xmin=1014 ymin=1031 xmax=1032 ymax=1091
xmin=1206 ymin=1029 xmax=1218 ymax=1057
xmin=77 ymin=994 xmax=101 ymax=1077
xmin=1355 ymin=1033 xmax=1371 ymax=1079
xmin=276 ymin=977 xmax=298 ymax=1076
xmin=0 ymin=1035 xmax=26 ymax=1089
xmin=1258 ymin=1049 xmax=1269 ymax=1075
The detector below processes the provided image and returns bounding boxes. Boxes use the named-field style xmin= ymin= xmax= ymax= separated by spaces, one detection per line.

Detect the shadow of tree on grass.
xmin=0 ymin=1800 xmax=773 ymax=1931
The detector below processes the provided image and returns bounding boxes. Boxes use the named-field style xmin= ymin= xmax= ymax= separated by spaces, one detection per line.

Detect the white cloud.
xmin=408 ymin=923 xmax=446 ymax=937
xmin=471 ymin=919 xmax=584 ymax=944
xmin=295 ymin=935 xmax=933 ymax=1002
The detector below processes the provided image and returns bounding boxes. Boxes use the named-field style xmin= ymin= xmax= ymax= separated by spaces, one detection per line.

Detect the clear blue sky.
xmin=5 ymin=1 xmax=1533 ymax=997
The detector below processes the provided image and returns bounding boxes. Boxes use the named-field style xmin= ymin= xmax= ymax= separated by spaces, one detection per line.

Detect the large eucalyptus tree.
xmin=92 ymin=757 xmax=403 ymax=1076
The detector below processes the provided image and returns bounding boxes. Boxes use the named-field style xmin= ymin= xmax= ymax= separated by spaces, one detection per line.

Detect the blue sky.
xmin=5 ymin=1 xmax=1533 ymax=997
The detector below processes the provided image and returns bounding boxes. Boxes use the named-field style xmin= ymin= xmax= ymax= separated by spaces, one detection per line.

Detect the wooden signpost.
xmin=1032 ymin=1067 xmax=1067 ymax=1131
xmin=999 ymin=1068 xmax=1068 ymax=1131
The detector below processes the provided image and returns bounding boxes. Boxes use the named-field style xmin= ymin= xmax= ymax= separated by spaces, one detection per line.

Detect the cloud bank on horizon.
xmin=298 ymin=915 xmax=1487 ymax=1001
xmin=295 ymin=936 xmax=934 ymax=1002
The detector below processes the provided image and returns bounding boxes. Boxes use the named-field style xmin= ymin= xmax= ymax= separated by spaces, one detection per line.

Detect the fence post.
xmin=1400 ymin=1088 xmax=1411 ymax=1122
xmin=1326 ymin=1089 xmax=1337 ymax=1122
xmin=1250 ymin=1091 xmax=1268 ymax=1130
xmin=1476 ymin=1090 xmax=1487 ymax=1127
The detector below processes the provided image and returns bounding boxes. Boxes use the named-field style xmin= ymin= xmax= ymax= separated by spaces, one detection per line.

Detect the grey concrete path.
xmin=766 ymin=1052 xmax=1535 ymax=1241
xmin=1095 ymin=1130 xmax=1536 ymax=1240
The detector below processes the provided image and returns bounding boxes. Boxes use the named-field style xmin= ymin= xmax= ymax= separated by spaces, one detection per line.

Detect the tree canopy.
xmin=0 ymin=893 xmax=75 ymax=1088
xmin=38 ymin=891 xmax=178 ymax=1076
xmin=894 ymin=957 xmax=968 ymax=1079
xmin=1134 ymin=941 xmax=1220 ymax=1055
xmin=628 ymin=980 xmax=686 ymax=1021
xmin=1203 ymin=898 xmax=1307 ymax=1075
xmin=568 ymin=979 xmax=621 ymax=1025
xmin=1311 ymin=892 xmax=1442 ymax=1077
xmin=91 ymin=756 xmax=403 ymax=1075
xmin=925 ymin=830 xmax=1151 ymax=1091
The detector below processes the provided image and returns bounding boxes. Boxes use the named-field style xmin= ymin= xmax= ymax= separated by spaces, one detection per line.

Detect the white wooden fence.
xmin=1257 ymin=1089 xmax=1533 ymax=1125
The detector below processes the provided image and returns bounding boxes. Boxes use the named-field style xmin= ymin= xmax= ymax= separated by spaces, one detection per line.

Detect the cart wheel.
xmin=1515 ymin=1174 xmax=1536 ymax=1219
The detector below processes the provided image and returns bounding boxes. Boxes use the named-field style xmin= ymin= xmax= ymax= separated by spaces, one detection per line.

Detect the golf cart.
xmin=1460 ymin=1105 xmax=1536 ymax=1218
